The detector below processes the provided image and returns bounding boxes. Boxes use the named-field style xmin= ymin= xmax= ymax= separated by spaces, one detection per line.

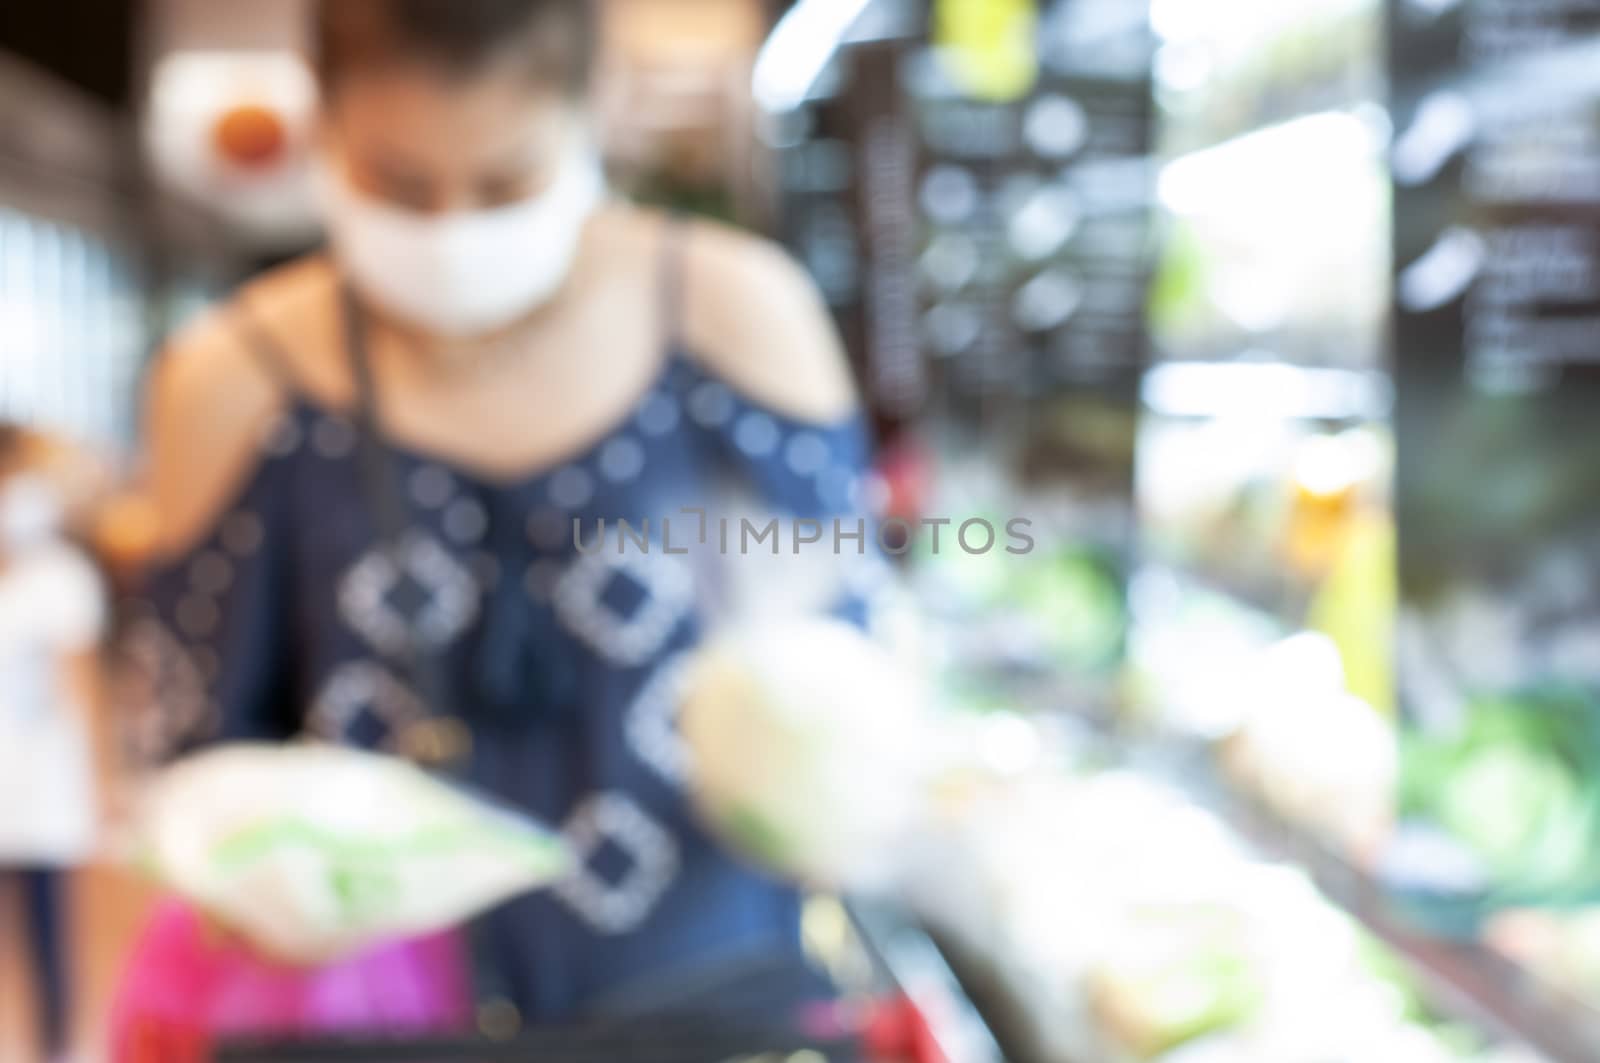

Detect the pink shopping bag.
xmin=109 ymin=898 xmax=474 ymax=1063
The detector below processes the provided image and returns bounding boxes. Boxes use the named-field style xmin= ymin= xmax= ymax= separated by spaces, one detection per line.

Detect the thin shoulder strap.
xmin=340 ymin=286 xmax=411 ymax=550
xmin=338 ymin=286 xmax=471 ymax=767
xmin=658 ymin=215 xmax=690 ymax=354
xmin=231 ymin=296 xmax=300 ymax=394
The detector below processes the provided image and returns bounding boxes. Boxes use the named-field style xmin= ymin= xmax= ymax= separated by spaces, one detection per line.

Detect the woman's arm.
xmin=145 ymin=308 xmax=289 ymax=555
xmin=126 ymin=284 xmax=308 ymax=764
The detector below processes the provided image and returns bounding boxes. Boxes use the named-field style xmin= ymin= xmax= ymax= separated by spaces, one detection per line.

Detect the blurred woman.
xmin=0 ymin=427 xmax=107 ymax=1060
xmin=128 ymin=0 xmax=870 ymax=1034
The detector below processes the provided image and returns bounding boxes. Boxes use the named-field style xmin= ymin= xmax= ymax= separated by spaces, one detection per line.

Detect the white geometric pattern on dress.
xmin=261 ymin=414 xmax=303 ymax=458
xmin=599 ymin=437 xmax=646 ymax=483
xmin=688 ymin=381 xmax=734 ymax=427
xmin=120 ymin=616 xmax=214 ymax=762
xmin=623 ymin=652 xmax=694 ymax=786
xmin=552 ymin=547 xmax=692 ymax=667
xmin=410 ymin=465 xmax=455 ymax=510
xmin=636 ymin=392 xmax=680 ymax=437
xmin=189 ymin=551 xmax=235 ymax=595
xmin=550 ymin=466 xmax=595 ymax=510
xmin=443 ymin=498 xmax=488 ymax=544
xmin=338 ymin=531 xmax=479 ymax=656
xmin=552 ymin=792 xmax=679 ymax=935
xmin=816 ymin=466 xmax=860 ymax=511
xmin=306 ymin=661 xmax=427 ymax=752
xmin=221 ymin=511 xmax=265 ymax=556
xmin=784 ymin=431 xmax=829 ymax=476
xmin=176 ymin=593 xmax=221 ymax=638
xmin=312 ymin=415 xmax=357 ymax=459
xmin=733 ymin=412 xmax=780 ymax=458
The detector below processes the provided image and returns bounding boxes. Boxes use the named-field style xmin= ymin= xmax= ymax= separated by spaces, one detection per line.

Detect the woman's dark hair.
xmin=313 ymin=0 xmax=596 ymax=94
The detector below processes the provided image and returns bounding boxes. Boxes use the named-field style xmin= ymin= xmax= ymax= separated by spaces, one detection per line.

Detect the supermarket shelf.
xmin=945 ymin=654 xmax=1600 ymax=1062
xmin=219 ymin=1026 xmax=859 ymax=1063
xmin=1394 ymin=33 xmax=1600 ymax=109
xmin=1124 ymin=738 xmax=1600 ymax=1063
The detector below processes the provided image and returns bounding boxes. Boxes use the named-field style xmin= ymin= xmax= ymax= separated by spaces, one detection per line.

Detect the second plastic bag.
xmin=109 ymin=897 xmax=472 ymax=1062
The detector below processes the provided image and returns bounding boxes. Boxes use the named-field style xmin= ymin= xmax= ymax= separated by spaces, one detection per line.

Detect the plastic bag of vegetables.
xmin=132 ymin=743 xmax=571 ymax=964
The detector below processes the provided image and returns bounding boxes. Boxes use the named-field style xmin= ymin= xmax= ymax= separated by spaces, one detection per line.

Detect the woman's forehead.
xmin=325 ymin=62 xmax=575 ymax=167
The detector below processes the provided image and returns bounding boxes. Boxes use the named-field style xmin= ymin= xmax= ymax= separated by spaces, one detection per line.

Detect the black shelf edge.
xmin=846 ymin=899 xmax=1014 ymax=1063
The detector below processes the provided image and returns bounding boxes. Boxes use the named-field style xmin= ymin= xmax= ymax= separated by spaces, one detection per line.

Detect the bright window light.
xmin=753 ymin=0 xmax=875 ymax=113
xmin=1157 ymin=110 xmax=1378 ymax=217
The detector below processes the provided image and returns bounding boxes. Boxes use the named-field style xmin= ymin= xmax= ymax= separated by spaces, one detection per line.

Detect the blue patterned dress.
xmin=125 ymin=285 xmax=885 ymax=1023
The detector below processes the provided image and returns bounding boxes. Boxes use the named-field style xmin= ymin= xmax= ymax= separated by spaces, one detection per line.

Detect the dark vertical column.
xmin=1391 ymin=1 xmax=1600 ymax=903
xmin=1392 ymin=5 xmax=1600 ymax=704
xmin=775 ymin=37 xmax=925 ymax=437
xmin=850 ymin=40 xmax=927 ymax=432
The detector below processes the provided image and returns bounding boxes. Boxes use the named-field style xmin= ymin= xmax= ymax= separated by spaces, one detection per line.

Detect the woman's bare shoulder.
xmin=145 ymin=255 xmax=336 ymax=553
xmin=666 ymin=214 xmax=858 ymax=421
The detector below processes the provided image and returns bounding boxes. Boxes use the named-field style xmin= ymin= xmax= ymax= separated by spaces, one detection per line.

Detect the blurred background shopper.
xmin=120 ymin=0 xmax=868 ymax=1040
xmin=0 ymin=426 xmax=107 ymax=1062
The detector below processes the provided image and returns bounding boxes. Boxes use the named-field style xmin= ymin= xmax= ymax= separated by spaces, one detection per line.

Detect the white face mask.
xmin=0 ymin=475 xmax=63 ymax=552
xmin=321 ymin=146 xmax=605 ymax=338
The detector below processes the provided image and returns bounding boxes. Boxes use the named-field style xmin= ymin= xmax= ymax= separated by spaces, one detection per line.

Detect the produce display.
xmin=1390 ymin=688 xmax=1600 ymax=910
xmin=1391 ymin=0 xmax=1600 ymax=923
xmin=1486 ymin=907 xmax=1600 ymax=1015
xmin=1134 ymin=0 xmax=1403 ymax=886
xmin=1137 ymin=418 xmax=1392 ymax=606
xmin=908 ymin=761 xmax=1543 ymax=1063
xmin=917 ymin=530 xmax=1126 ymax=679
